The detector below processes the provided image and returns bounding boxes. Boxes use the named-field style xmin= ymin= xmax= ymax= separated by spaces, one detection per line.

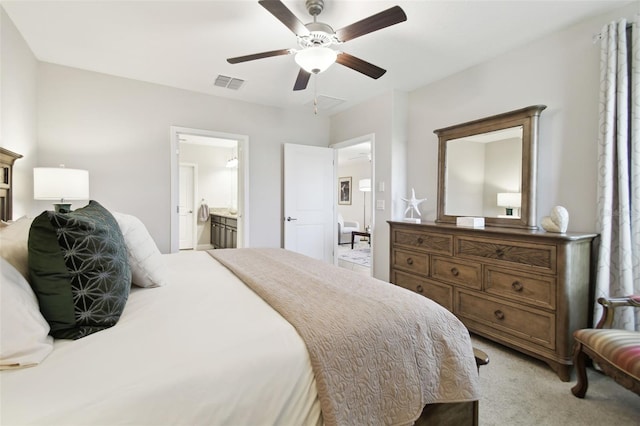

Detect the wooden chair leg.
xmin=571 ymin=342 xmax=589 ymax=398
xmin=473 ymin=348 xmax=489 ymax=373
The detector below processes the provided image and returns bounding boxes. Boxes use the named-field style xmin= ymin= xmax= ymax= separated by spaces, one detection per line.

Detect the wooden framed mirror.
xmin=434 ymin=105 xmax=546 ymax=229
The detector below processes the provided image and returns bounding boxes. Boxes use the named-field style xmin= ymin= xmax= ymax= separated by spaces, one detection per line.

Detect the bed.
xmin=0 ymin=156 xmax=481 ymax=425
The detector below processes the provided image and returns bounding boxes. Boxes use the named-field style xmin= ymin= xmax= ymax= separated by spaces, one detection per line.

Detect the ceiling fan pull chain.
xmin=313 ymin=74 xmax=318 ymax=115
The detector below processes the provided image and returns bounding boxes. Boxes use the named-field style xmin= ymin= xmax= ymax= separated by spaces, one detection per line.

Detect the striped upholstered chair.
xmin=571 ymin=295 xmax=640 ymax=398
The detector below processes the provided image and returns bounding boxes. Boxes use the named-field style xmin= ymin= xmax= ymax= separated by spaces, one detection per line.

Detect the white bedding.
xmin=0 ymin=251 xmax=322 ymax=426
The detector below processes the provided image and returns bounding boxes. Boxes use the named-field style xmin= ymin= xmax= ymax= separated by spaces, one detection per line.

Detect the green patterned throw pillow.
xmin=28 ymin=201 xmax=131 ymax=339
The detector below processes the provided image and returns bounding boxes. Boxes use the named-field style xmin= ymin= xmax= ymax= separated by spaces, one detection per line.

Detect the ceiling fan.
xmin=227 ymin=0 xmax=407 ymax=91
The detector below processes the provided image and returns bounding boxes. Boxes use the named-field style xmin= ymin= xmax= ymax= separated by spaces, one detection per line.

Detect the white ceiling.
xmin=3 ymin=1 xmax=632 ymax=115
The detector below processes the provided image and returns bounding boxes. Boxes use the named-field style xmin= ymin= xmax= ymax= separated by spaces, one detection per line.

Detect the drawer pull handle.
xmin=416 ymin=285 xmax=424 ymax=293
xmin=512 ymin=281 xmax=524 ymax=292
xmin=416 ymin=237 xmax=424 ymax=245
xmin=450 ymin=267 xmax=459 ymax=276
xmin=494 ymin=310 xmax=505 ymax=320
xmin=406 ymin=258 xmax=414 ymax=265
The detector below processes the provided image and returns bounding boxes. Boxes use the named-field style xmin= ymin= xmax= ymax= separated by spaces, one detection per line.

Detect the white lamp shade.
xmin=497 ymin=192 xmax=521 ymax=208
xmin=359 ymin=178 xmax=371 ymax=192
xmin=34 ymin=168 xmax=89 ymax=201
xmin=295 ymin=47 xmax=337 ymax=74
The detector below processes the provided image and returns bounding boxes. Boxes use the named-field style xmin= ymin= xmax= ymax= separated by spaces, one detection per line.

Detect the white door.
xmin=283 ymin=143 xmax=334 ymax=262
xmin=179 ymin=164 xmax=196 ymax=250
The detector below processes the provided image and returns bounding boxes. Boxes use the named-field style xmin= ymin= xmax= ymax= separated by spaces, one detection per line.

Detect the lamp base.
xmin=53 ymin=203 xmax=72 ymax=213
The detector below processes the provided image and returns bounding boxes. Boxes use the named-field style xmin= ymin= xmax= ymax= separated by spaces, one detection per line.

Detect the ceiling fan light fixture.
xmin=295 ymin=47 xmax=337 ymax=74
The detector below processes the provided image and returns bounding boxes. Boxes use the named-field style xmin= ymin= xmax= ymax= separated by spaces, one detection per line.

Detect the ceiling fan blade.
xmin=293 ymin=69 xmax=311 ymax=91
xmin=227 ymin=48 xmax=293 ymax=64
xmin=336 ymin=53 xmax=386 ymax=79
xmin=335 ymin=5 xmax=407 ymax=42
xmin=259 ymin=0 xmax=310 ymax=37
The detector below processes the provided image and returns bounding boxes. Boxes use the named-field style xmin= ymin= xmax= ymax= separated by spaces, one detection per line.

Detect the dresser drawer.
xmin=432 ymin=256 xmax=481 ymax=290
xmin=391 ymin=271 xmax=453 ymax=311
xmin=455 ymin=236 xmax=556 ymax=273
xmin=456 ymin=290 xmax=555 ymax=350
xmin=392 ymin=249 xmax=429 ymax=276
xmin=485 ymin=266 xmax=556 ymax=310
xmin=392 ymin=229 xmax=452 ymax=255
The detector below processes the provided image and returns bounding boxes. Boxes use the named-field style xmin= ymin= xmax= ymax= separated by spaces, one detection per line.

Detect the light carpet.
xmin=338 ymin=245 xmax=371 ymax=268
xmin=472 ymin=334 xmax=639 ymax=425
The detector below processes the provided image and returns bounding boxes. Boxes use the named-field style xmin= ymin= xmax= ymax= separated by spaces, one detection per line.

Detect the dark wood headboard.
xmin=0 ymin=147 xmax=23 ymax=221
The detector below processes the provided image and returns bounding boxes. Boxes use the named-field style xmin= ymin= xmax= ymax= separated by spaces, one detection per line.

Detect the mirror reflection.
xmin=435 ymin=105 xmax=546 ymax=230
xmin=445 ymin=126 xmax=523 ymax=219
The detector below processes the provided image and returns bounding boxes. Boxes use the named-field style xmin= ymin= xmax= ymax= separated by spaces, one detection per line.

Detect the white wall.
xmin=330 ymin=91 xmax=408 ymax=280
xmin=35 ymin=63 xmax=330 ymax=252
xmin=180 ymin=144 xmax=236 ymax=211
xmin=179 ymin=143 xmax=237 ymax=248
xmin=446 ymin=140 xmax=485 ymax=217
xmin=0 ymin=7 xmax=38 ymax=219
xmin=406 ymin=2 xmax=639 ymax=234
xmin=337 ymin=161 xmax=371 ymax=229
xmin=330 ymin=4 xmax=637 ymax=280
xmin=2 ymin=4 xmax=332 ymax=249
xmin=7 ymin=2 xmax=637 ymax=271
xmin=446 ymin=137 xmax=521 ymax=217
xmin=484 ymin=138 xmax=521 ymax=217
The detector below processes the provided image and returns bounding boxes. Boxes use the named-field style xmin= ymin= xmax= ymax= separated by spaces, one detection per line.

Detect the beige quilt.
xmin=209 ymin=248 xmax=479 ymax=426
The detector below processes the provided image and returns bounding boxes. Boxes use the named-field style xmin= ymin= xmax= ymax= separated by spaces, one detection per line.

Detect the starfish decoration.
xmin=401 ymin=188 xmax=427 ymax=218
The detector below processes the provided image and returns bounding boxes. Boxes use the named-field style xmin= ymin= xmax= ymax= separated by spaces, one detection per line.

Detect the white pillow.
xmin=0 ymin=217 xmax=34 ymax=280
xmin=112 ymin=212 xmax=168 ymax=288
xmin=0 ymin=258 xmax=53 ymax=369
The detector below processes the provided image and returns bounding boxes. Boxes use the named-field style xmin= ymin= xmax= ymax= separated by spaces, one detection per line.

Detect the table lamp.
xmin=34 ymin=167 xmax=89 ymax=213
xmin=497 ymin=192 xmax=521 ymax=216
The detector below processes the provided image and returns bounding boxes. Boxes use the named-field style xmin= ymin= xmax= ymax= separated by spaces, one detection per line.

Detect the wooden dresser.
xmin=389 ymin=221 xmax=597 ymax=381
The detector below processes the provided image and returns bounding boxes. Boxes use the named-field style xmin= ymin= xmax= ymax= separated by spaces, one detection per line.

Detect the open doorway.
xmin=332 ymin=135 xmax=374 ymax=276
xmin=170 ymin=127 xmax=249 ymax=253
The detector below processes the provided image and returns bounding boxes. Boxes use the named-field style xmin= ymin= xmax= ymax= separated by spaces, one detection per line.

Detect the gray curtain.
xmin=595 ymin=17 xmax=640 ymax=331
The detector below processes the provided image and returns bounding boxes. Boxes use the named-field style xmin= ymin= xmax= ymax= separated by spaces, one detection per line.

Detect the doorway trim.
xmin=170 ymin=126 xmax=250 ymax=253
xmin=331 ymin=133 xmax=375 ymax=272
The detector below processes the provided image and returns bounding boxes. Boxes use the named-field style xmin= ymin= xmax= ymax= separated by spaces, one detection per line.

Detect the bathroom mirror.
xmin=434 ymin=105 xmax=546 ymax=229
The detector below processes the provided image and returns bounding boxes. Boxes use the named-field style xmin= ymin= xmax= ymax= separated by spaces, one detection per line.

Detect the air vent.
xmin=214 ymin=75 xmax=245 ymax=90
xmin=306 ymin=94 xmax=346 ymax=111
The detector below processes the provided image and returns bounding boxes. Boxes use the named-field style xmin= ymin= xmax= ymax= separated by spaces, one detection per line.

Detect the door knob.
xmin=286 ymin=217 xmax=298 ymax=221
